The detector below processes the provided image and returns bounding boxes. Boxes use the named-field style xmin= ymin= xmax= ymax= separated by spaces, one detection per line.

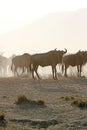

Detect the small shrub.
xmin=61 ymin=95 xmax=87 ymax=109
xmin=64 ymin=96 xmax=70 ymax=101
xmin=0 ymin=112 xmax=7 ymax=127
xmin=61 ymin=96 xmax=69 ymax=100
xmin=15 ymin=95 xmax=45 ymax=106
xmin=71 ymin=98 xmax=87 ymax=109
xmin=37 ymin=100 xmax=45 ymax=105
xmin=61 ymin=95 xmax=75 ymax=101
xmin=70 ymin=96 xmax=75 ymax=100
xmin=71 ymin=100 xmax=78 ymax=105
xmin=15 ymin=95 xmax=30 ymax=105
xmin=0 ymin=112 xmax=5 ymax=120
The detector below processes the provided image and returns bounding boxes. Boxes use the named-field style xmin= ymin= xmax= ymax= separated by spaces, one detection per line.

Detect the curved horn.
xmin=64 ymin=48 xmax=67 ymax=53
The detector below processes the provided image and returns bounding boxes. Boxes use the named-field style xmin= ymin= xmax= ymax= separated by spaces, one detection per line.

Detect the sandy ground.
xmin=0 ymin=76 xmax=87 ymax=130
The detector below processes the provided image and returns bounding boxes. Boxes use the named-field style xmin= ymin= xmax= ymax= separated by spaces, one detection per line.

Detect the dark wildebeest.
xmin=30 ymin=49 xmax=67 ymax=79
xmin=11 ymin=53 xmax=31 ymax=76
xmin=62 ymin=51 xmax=86 ymax=77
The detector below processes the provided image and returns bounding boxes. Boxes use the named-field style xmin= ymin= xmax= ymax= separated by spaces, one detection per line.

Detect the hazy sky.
xmin=0 ymin=0 xmax=87 ymax=35
xmin=0 ymin=0 xmax=87 ymax=57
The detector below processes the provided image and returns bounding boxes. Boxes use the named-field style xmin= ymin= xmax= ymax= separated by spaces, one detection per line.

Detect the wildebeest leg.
xmin=54 ymin=66 xmax=57 ymax=79
xmin=65 ymin=65 xmax=68 ymax=77
xmin=26 ymin=66 xmax=30 ymax=77
xmin=20 ymin=67 xmax=25 ymax=77
xmin=14 ymin=68 xmax=16 ymax=77
xmin=31 ymin=65 xmax=40 ymax=80
xmin=77 ymin=65 xmax=80 ymax=77
xmin=52 ymin=66 xmax=55 ymax=79
xmin=13 ymin=67 xmax=16 ymax=77
xmin=35 ymin=66 xmax=41 ymax=79
xmin=15 ymin=67 xmax=19 ymax=77
xmin=80 ymin=65 xmax=82 ymax=77
xmin=31 ymin=64 xmax=36 ymax=79
xmin=62 ymin=64 xmax=64 ymax=74
xmin=32 ymin=70 xmax=35 ymax=79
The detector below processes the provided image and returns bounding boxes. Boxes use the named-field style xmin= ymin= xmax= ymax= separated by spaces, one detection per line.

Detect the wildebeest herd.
xmin=0 ymin=49 xmax=87 ymax=79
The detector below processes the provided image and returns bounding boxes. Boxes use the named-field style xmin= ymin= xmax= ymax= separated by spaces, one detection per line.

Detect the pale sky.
xmin=0 ymin=0 xmax=87 ymax=35
xmin=0 ymin=0 xmax=87 ymax=57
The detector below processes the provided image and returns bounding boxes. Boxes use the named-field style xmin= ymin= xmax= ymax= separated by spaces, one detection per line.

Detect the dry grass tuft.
xmin=0 ymin=112 xmax=7 ymax=127
xmin=0 ymin=112 xmax=5 ymax=121
xmin=61 ymin=95 xmax=87 ymax=109
xmin=15 ymin=95 xmax=30 ymax=105
xmin=15 ymin=95 xmax=45 ymax=106
xmin=71 ymin=98 xmax=87 ymax=109
xmin=61 ymin=95 xmax=75 ymax=101
xmin=36 ymin=100 xmax=45 ymax=105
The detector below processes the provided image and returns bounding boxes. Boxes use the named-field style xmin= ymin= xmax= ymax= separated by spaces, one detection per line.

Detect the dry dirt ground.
xmin=0 ymin=76 xmax=87 ymax=130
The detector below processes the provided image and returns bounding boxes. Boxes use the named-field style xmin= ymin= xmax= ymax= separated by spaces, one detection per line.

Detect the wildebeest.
xmin=11 ymin=53 xmax=31 ymax=76
xmin=0 ymin=55 xmax=10 ymax=76
xmin=30 ymin=49 xmax=67 ymax=79
xmin=62 ymin=51 xmax=87 ymax=77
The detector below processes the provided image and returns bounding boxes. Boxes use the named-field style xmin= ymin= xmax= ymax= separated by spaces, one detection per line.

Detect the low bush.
xmin=61 ymin=95 xmax=87 ymax=109
xmin=0 ymin=112 xmax=5 ymax=120
xmin=37 ymin=100 xmax=45 ymax=105
xmin=71 ymin=98 xmax=87 ymax=109
xmin=61 ymin=95 xmax=75 ymax=101
xmin=15 ymin=95 xmax=30 ymax=105
xmin=15 ymin=95 xmax=45 ymax=106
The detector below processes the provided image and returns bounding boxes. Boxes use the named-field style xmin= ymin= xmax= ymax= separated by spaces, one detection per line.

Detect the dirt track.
xmin=0 ymin=77 xmax=87 ymax=130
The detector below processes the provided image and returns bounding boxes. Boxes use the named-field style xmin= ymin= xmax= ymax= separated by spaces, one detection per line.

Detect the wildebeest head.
xmin=54 ymin=48 xmax=67 ymax=63
xmin=78 ymin=50 xmax=87 ymax=65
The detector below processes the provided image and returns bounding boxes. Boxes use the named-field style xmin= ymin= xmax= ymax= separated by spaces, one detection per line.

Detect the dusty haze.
xmin=0 ymin=8 xmax=87 ymax=57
